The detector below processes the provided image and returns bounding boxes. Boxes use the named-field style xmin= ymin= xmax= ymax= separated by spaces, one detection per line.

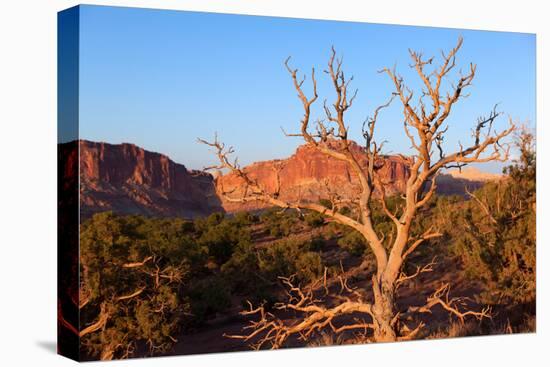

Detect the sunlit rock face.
xmin=74 ymin=140 xmax=223 ymax=219
xmin=217 ymin=141 xmax=411 ymax=212
xmin=64 ymin=139 xmax=498 ymax=219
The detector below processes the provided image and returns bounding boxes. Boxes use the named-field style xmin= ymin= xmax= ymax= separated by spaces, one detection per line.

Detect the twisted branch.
xmin=407 ymin=283 xmax=492 ymax=323
xmin=225 ymin=275 xmax=375 ymax=349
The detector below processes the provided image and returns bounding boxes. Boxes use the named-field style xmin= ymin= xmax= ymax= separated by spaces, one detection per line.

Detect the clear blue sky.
xmin=75 ymin=5 xmax=535 ymax=173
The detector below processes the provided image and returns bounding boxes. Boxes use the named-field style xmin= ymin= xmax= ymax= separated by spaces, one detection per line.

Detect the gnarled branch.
xmin=225 ymin=275 xmax=375 ymax=349
xmin=406 ymin=283 xmax=492 ymax=324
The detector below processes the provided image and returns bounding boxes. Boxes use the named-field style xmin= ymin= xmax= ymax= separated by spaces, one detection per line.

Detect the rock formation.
xmin=70 ymin=140 xmax=223 ymax=219
xmin=60 ymin=140 xmax=500 ymax=219
xmin=435 ymin=167 xmax=502 ymax=196
xmin=216 ymin=141 xmax=411 ymax=212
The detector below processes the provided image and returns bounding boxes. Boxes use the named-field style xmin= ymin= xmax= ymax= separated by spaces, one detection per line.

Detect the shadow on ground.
xmin=36 ymin=341 xmax=57 ymax=354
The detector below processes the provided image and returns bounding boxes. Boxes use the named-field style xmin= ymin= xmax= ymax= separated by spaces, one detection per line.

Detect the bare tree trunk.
xmin=372 ymin=276 xmax=398 ymax=342
xmin=369 ymin=228 xmax=409 ymax=342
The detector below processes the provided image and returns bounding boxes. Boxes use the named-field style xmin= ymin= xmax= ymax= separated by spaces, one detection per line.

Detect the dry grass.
xmin=426 ymin=320 xmax=480 ymax=340
xmin=307 ymin=332 xmax=349 ymax=347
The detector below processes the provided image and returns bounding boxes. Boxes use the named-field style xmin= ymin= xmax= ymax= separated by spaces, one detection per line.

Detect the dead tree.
xmin=199 ymin=38 xmax=513 ymax=345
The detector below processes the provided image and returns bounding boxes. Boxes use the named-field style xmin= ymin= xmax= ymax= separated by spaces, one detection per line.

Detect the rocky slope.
xmin=70 ymin=140 xmax=223 ymax=219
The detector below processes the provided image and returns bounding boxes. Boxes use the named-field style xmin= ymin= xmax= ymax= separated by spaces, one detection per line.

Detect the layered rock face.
xmin=62 ymin=140 xmax=499 ymax=219
xmin=74 ymin=140 xmax=223 ymax=219
xmin=217 ymin=141 xmax=411 ymax=212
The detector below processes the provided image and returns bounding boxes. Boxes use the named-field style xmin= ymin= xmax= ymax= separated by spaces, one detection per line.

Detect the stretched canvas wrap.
xmin=58 ymin=4 xmax=536 ymax=361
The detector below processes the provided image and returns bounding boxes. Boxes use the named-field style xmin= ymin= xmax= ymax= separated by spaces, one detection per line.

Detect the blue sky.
xmin=75 ymin=5 xmax=535 ymax=172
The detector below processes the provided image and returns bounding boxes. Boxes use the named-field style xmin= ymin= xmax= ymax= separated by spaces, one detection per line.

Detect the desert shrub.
xmin=338 ymin=230 xmax=368 ymax=256
xmin=452 ymin=183 xmax=536 ymax=305
xmin=259 ymin=239 xmax=323 ymax=284
xmin=304 ymin=211 xmax=325 ymax=228
xmin=307 ymin=234 xmax=326 ymax=252
xmin=179 ymin=220 xmax=195 ymax=233
xmin=451 ymin=128 xmax=536 ymax=307
xmin=385 ymin=194 xmax=406 ymax=212
xmin=233 ymin=211 xmax=258 ymax=226
xmin=222 ymin=237 xmax=323 ymax=305
xmin=325 ymin=221 xmax=346 ymax=240
xmin=79 ymin=213 xmax=196 ymax=359
xmin=318 ymin=198 xmax=333 ymax=209
xmin=221 ymin=242 xmax=276 ymax=306
xmin=258 ymin=240 xmax=299 ymax=279
xmin=221 ymin=242 xmax=263 ymax=291
xmin=262 ymin=209 xmax=299 ymax=237
xmin=339 ymin=206 xmax=352 ymax=216
xmin=187 ymin=276 xmax=231 ymax=323
xmin=294 ymin=252 xmax=323 ymax=283
xmin=281 ymin=215 xmax=299 ymax=234
xmin=259 ymin=208 xmax=281 ymax=224
xmin=268 ymin=218 xmax=294 ymax=237
xmin=196 ymin=214 xmax=251 ymax=265
xmin=269 ymin=223 xmax=283 ymax=237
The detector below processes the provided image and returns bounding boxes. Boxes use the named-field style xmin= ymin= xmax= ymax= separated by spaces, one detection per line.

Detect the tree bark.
xmin=371 ymin=275 xmax=398 ymax=342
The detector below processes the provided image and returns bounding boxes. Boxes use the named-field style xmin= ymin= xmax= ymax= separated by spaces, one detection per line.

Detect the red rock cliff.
xmin=63 ymin=140 xmax=491 ymax=219
xmin=217 ymin=141 xmax=411 ymax=212
xmin=75 ymin=140 xmax=223 ymax=219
